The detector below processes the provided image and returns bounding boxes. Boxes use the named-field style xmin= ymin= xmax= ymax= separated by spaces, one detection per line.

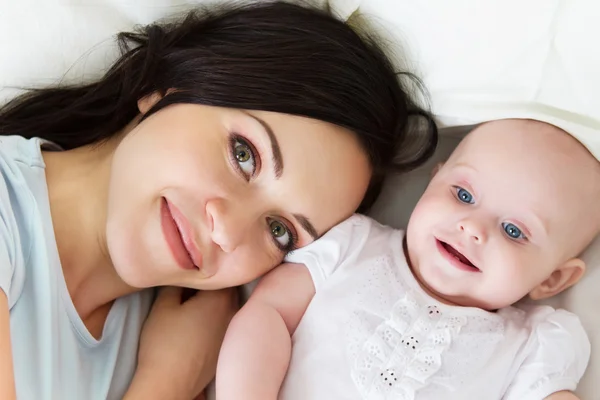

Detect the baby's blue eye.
xmin=503 ymin=222 xmax=525 ymax=240
xmin=455 ymin=187 xmax=474 ymax=204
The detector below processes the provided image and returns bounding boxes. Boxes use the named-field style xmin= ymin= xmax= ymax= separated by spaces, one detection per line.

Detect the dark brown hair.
xmin=0 ymin=1 xmax=437 ymax=212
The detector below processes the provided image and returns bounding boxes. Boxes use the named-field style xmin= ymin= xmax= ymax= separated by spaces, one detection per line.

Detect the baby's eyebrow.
xmin=519 ymin=213 xmax=548 ymax=239
xmin=451 ymin=162 xmax=478 ymax=174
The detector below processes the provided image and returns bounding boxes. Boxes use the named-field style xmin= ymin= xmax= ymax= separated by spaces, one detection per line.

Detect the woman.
xmin=0 ymin=2 xmax=436 ymax=399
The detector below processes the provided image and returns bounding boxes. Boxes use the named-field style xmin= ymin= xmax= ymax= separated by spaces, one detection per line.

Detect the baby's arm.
xmin=216 ymin=263 xmax=315 ymax=400
xmin=545 ymin=392 xmax=579 ymax=400
xmin=0 ymin=290 xmax=17 ymax=400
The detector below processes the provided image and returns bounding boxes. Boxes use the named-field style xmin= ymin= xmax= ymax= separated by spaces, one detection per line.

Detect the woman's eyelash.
xmin=229 ymin=134 xmax=260 ymax=180
xmin=228 ymin=134 xmax=297 ymax=253
xmin=280 ymin=226 xmax=298 ymax=253
xmin=269 ymin=218 xmax=298 ymax=253
xmin=228 ymin=133 xmax=298 ymax=253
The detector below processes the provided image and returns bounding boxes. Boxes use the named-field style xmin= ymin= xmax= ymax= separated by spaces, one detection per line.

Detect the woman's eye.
xmin=455 ymin=187 xmax=474 ymax=204
xmin=502 ymin=222 xmax=526 ymax=240
xmin=232 ymin=138 xmax=256 ymax=179
xmin=269 ymin=219 xmax=292 ymax=250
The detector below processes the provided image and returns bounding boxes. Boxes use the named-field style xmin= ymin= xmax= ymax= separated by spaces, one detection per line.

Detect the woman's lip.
xmin=435 ymin=238 xmax=480 ymax=273
xmin=164 ymin=198 xmax=204 ymax=269
xmin=160 ymin=198 xmax=201 ymax=271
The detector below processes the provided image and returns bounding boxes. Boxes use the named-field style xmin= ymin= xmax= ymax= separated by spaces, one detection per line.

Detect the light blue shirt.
xmin=0 ymin=136 xmax=153 ymax=400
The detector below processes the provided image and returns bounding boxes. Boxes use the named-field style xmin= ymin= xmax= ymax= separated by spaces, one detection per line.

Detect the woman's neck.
xmin=43 ymin=137 xmax=138 ymax=334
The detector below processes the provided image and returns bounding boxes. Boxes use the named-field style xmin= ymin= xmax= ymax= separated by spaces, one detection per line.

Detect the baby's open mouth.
xmin=440 ymin=241 xmax=480 ymax=271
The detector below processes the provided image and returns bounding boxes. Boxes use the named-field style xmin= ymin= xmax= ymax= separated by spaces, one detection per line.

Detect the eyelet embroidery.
xmin=380 ymin=368 xmax=398 ymax=387
xmin=350 ymin=291 xmax=504 ymax=399
xmin=401 ymin=336 xmax=420 ymax=351
xmin=343 ymin=252 xmax=505 ymax=399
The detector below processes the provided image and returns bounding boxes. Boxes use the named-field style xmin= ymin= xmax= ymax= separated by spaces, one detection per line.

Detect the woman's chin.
xmin=113 ymin=265 xmax=155 ymax=289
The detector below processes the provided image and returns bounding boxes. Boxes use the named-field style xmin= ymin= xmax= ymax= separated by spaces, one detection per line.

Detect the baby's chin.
xmin=411 ymin=271 xmax=470 ymax=308
xmin=449 ymin=292 xmax=525 ymax=311
xmin=423 ymin=277 xmax=520 ymax=311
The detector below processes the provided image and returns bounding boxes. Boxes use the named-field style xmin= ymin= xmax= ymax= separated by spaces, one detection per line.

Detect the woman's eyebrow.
xmin=293 ymin=213 xmax=319 ymax=241
xmin=242 ymin=112 xmax=318 ymax=240
xmin=243 ymin=112 xmax=284 ymax=178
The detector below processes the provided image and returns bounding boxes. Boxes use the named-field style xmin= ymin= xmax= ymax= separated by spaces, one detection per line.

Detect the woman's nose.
xmin=206 ymin=198 xmax=254 ymax=253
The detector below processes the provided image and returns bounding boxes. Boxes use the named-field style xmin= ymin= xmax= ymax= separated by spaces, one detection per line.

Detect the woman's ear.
xmin=529 ymin=258 xmax=586 ymax=300
xmin=137 ymin=92 xmax=164 ymax=115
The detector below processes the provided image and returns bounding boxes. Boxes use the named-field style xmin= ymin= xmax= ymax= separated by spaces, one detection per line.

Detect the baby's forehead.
xmin=453 ymin=120 xmax=595 ymax=173
xmin=449 ymin=119 xmax=600 ymax=230
xmin=456 ymin=119 xmax=571 ymax=156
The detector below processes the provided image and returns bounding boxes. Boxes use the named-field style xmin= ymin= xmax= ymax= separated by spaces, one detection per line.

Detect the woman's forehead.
xmin=255 ymin=110 xmax=371 ymax=233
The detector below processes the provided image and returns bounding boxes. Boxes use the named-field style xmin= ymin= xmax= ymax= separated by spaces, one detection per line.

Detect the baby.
xmin=216 ymin=119 xmax=600 ymax=400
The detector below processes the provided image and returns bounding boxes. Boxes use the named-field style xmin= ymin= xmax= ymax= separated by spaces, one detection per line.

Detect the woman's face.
xmin=106 ymin=96 xmax=371 ymax=290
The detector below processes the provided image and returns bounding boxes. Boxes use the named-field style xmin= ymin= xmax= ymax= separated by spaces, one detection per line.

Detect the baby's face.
xmin=406 ymin=120 xmax=600 ymax=310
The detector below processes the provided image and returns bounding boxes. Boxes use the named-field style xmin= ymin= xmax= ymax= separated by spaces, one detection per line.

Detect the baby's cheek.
xmin=410 ymin=198 xmax=440 ymax=230
xmin=495 ymin=252 xmax=533 ymax=288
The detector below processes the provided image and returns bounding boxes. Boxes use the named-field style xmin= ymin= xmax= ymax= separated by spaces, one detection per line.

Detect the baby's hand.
xmin=544 ymin=391 xmax=579 ymax=400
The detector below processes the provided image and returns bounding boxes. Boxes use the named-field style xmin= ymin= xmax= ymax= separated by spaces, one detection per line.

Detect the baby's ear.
xmin=529 ymin=258 xmax=586 ymax=300
xmin=431 ymin=162 xmax=445 ymax=179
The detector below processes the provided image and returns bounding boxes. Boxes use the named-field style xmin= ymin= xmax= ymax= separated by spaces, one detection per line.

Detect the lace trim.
xmin=340 ymin=252 xmax=506 ymax=399
xmin=351 ymin=292 xmax=467 ymax=399
xmin=350 ymin=291 xmax=505 ymax=399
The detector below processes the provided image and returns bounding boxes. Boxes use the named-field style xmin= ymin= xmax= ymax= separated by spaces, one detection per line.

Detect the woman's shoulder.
xmin=0 ymin=136 xmax=49 ymax=231
xmin=0 ymin=135 xmax=52 ymax=307
xmin=0 ymin=135 xmax=49 ymax=168
xmin=0 ymin=136 xmax=52 ymax=224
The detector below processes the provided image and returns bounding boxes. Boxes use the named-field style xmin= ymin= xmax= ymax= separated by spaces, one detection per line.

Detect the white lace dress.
xmin=281 ymin=215 xmax=589 ymax=400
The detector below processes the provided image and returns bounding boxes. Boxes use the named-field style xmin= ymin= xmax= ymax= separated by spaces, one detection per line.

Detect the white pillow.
xmin=0 ymin=0 xmax=332 ymax=103
xmin=351 ymin=0 xmax=600 ymax=158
